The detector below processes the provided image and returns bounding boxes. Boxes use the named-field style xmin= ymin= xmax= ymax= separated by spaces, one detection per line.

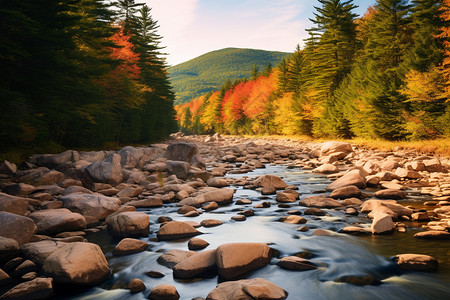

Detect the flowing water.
xmin=62 ymin=165 xmax=450 ymax=300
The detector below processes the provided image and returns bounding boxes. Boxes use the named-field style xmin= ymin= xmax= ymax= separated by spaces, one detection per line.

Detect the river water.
xmin=63 ymin=165 xmax=450 ymax=300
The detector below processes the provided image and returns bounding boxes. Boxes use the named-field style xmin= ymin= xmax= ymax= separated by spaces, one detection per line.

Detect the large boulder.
xmin=157 ymin=249 xmax=196 ymax=269
xmin=106 ymin=211 xmax=149 ymax=237
xmin=320 ymin=141 xmax=353 ymax=157
xmin=20 ymin=240 xmax=69 ymax=266
xmin=30 ymin=150 xmax=79 ymax=169
xmin=206 ymin=278 xmax=288 ymax=300
xmin=16 ymin=168 xmax=64 ymax=186
xmin=0 ymin=277 xmax=53 ymax=299
xmin=0 ymin=236 xmax=19 ymax=264
xmin=299 ymin=196 xmax=342 ymax=208
xmin=173 ymin=249 xmax=217 ymax=279
xmin=166 ymin=161 xmax=191 ymax=180
xmin=0 ymin=192 xmax=29 ymax=215
xmin=28 ymin=208 xmax=86 ymax=235
xmin=157 ymin=221 xmax=202 ymax=240
xmin=394 ymin=254 xmax=439 ymax=271
xmin=329 ymin=185 xmax=361 ymax=199
xmin=414 ymin=231 xmax=450 ymax=240
xmin=164 ymin=143 xmax=198 ymax=163
xmin=42 ymin=242 xmax=110 ymax=285
xmin=178 ymin=188 xmax=235 ymax=207
xmin=254 ymin=175 xmax=288 ymax=190
xmin=216 ymin=243 xmax=271 ymax=280
xmin=112 ymin=238 xmax=149 ymax=256
xmin=0 ymin=212 xmax=36 ymax=244
xmin=361 ymin=200 xmax=413 ymax=218
xmin=85 ymin=153 xmax=123 ymax=186
xmin=61 ymin=193 xmax=121 ymax=220
xmin=371 ymin=212 xmax=395 ymax=234
xmin=326 ymin=170 xmax=366 ymax=191
xmin=118 ymin=146 xmax=164 ymax=169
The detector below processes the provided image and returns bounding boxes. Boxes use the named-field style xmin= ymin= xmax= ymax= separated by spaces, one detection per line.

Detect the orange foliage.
xmin=439 ymin=0 xmax=450 ymax=98
xmin=109 ymin=27 xmax=140 ymax=78
xmin=244 ymin=72 xmax=278 ymax=118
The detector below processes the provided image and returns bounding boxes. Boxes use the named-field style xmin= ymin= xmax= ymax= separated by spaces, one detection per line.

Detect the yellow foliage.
xmin=400 ymin=67 xmax=446 ymax=102
xmin=272 ymin=93 xmax=299 ymax=135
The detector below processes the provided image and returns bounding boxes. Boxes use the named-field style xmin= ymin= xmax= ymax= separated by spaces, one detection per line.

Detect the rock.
xmin=126 ymin=197 xmax=163 ymax=208
xmin=375 ymin=189 xmax=406 ymax=200
xmin=236 ymin=199 xmax=252 ymax=205
xmin=304 ymin=207 xmax=326 ymax=216
xmin=329 ymin=186 xmax=361 ymax=199
xmin=178 ymin=188 xmax=235 ymax=207
xmin=118 ymin=146 xmax=164 ymax=169
xmin=0 ymin=268 xmax=11 ymax=286
xmin=207 ymin=178 xmax=229 ymax=188
xmin=254 ymin=175 xmax=288 ymax=190
xmin=342 ymin=198 xmax=363 ymax=206
xmin=128 ymin=278 xmax=146 ymax=294
xmin=157 ymin=221 xmax=202 ymax=240
xmin=178 ymin=205 xmax=197 ymax=214
xmin=341 ymin=226 xmax=371 ymax=235
xmin=85 ymin=153 xmax=123 ymax=186
xmin=16 ymin=168 xmax=64 ymax=186
xmin=395 ymin=168 xmax=422 ymax=179
xmin=361 ymin=200 xmax=413 ymax=218
xmin=381 ymin=159 xmax=401 ymax=171
xmin=414 ymin=231 xmax=450 ymax=239
xmin=173 ymin=249 xmax=217 ymax=279
xmin=0 ymin=160 xmax=17 ymax=175
xmin=188 ymin=238 xmax=209 ymax=250
xmin=326 ymin=170 xmax=366 ymax=191
xmin=0 ymin=277 xmax=53 ymax=299
xmin=203 ymin=202 xmax=219 ymax=212
xmin=394 ymin=254 xmax=438 ymax=271
xmin=277 ymin=215 xmax=307 ymax=224
xmin=411 ymin=212 xmax=429 ymax=222
xmin=277 ymin=256 xmax=317 ymax=271
xmin=20 ymin=240 xmax=68 ymax=266
xmin=216 ymin=243 xmax=271 ymax=280
xmin=206 ymin=278 xmax=288 ymax=300
xmin=261 ymin=187 xmax=277 ymax=195
xmin=335 ymin=275 xmax=381 ymax=286
xmin=117 ymin=186 xmax=143 ymax=198
xmin=299 ymin=196 xmax=342 ymax=208
xmin=148 ymin=284 xmax=180 ymax=300
xmin=371 ymin=212 xmax=395 ymax=234
xmin=345 ymin=207 xmax=359 ymax=215
xmin=42 ymin=242 xmax=110 ymax=285
xmin=313 ymin=164 xmax=339 ymax=174
xmin=423 ymin=159 xmax=444 ymax=172
xmin=157 ymin=249 xmax=196 ymax=269
xmin=113 ymin=238 xmax=149 ymax=256
xmin=276 ymin=192 xmax=297 ymax=203
xmin=165 ymin=143 xmax=198 ymax=163
xmin=200 ymin=219 xmax=223 ymax=227
xmin=28 ymin=208 xmax=86 ymax=235
xmin=232 ymin=215 xmax=246 ymax=221
xmin=2 ymin=183 xmax=36 ymax=197
xmin=166 ymin=161 xmax=191 ymax=180
xmin=61 ymin=193 xmax=121 ymax=221
xmin=0 ymin=192 xmax=29 ymax=216
xmin=0 ymin=212 xmax=36 ymax=244
xmin=313 ymin=229 xmax=335 ymax=236
xmin=106 ymin=211 xmax=149 ymax=237
xmin=12 ymin=260 xmax=38 ymax=277
xmin=0 ymin=237 xmax=19 ymax=264
xmin=320 ymin=141 xmax=353 ymax=157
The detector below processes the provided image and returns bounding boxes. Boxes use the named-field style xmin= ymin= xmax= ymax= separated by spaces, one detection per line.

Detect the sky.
xmin=145 ymin=0 xmax=376 ymax=66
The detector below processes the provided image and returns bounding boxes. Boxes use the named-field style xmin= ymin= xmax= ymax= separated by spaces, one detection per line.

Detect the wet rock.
xmin=216 ymin=243 xmax=271 ymax=280
xmin=203 ymin=202 xmax=219 ymax=211
xmin=261 ymin=187 xmax=277 ymax=195
xmin=375 ymin=189 xmax=406 ymax=200
xmin=297 ymin=225 xmax=310 ymax=232
xmin=145 ymin=271 xmax=165 ymax=278
xmin=178 ymin=188 xmax=235 ymax=207
xmin=254 ymin=175 xmax=288 ymax=190
xmin=414 ymin=231 xmax=450 ymax=239
xmin=126 ymin=197 xmax=163 ymax=208
xmin=326 ymin=170 xmax=366 ymax=191
xmin=411 ymin=212 xmax=430 ymax=222
xmin=28 ymin=208 xmax=86 ymax=235
xmin=232 ymin=215 xmax=246 ymax=221
xmin=0 ymin=277 xmax=53 ymax=299
xmin=157 ymin=221 xmax=202 ymax=240
xmin=188 ymin=238 xmax=209 ymax=250
xmin=277 ymin=256 xmax=317 ymax=271
xmin=148 ymin=284 xmax=180 ymax=300
xmin=276 ymin=192 xmax=297 ymax=203
xmin=61 ymin=193 xmax=121 ymax=221
xmin=0 ymin=237 xmax=19 ymax=264
xmin=200 ymin=219 xmax=223 ymax=227
xmin=345 ymin=207 xmax=359 ymax=215
xmin=236 ymin=199 xmax=252 ymax=205
xmin=113 ymin=238 xmax=149 ymax=256
xmin=299 ymin=196 xmax=342 ymax=208
xmin=334 ymin=275 xmax=381 ymax=286
xmin=178 ymin=205 xmax=197 ymax=214
xmin=206 ymin=278 xmax=288 ymax=300
xmin=313 ymin=164 xmax=339 ymax=174
xmin=157 ymin=249 xmax=196 ymax=269
xmin=128 ymin=278 xmax=146 ymax=294
xmin=341 ymin=226 xmax=371 ymax=235
xmin=207 ymin=178 xmax=229 ymax=188
xmin=0 ymin=212 xmax=36 ymax=245
xmin=342 ymin=198 xmax=363 ymax=206
xmin=394 ymin=254 xmax=438 ymax=271
xmin=371 ymin=212 xmax=395 ymax=234
xmin=0 ymin=192 xmax=29 ymax=216
xmin=85 ymin=153 xmax=123 ymax=186
xmin=277 ymin=215 xmax=307 ymax=224
xmin=173 ymin=249 xmax=217 ymax=279
xmin=313 ymin=229 xmax=335 ymax=236
xmin=106 ymin=211 xmax=150 ymax=237
xmin=361 ymin=200 xmax=413 ymax=218
xmin=42 ymin=242 xmax=110 ymax=285
xmin=329 ymin=186 xmax=361 ymax=199
xmin=20 ymin=240 xmax=68 ymax=266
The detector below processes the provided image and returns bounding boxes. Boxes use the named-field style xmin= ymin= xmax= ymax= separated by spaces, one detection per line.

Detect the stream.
xmin=62 ymin=165 xmax=450 ymax=300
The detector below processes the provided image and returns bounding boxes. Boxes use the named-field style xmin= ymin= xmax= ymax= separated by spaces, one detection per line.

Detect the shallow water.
xmin=63 ymin=165 xmax=450 ymax=300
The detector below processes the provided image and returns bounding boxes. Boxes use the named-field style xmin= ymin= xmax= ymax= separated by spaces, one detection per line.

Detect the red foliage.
xmin=109 ymin=27 xmax=140 ymax=78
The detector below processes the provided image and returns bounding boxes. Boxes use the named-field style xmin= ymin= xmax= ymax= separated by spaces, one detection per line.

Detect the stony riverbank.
xmin=0 ymin=133 xmax=449 ymax=299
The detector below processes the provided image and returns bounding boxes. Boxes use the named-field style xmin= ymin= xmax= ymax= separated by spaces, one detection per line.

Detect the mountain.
xmin=168 ymin=48 xmax=291 ymax=105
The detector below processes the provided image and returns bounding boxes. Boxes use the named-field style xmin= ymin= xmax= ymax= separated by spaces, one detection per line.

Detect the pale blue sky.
xmin=146 ymin=0 xmax=376 ymax=66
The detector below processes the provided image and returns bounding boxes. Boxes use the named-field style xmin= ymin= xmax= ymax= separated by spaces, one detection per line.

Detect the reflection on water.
xmin=66 ymin=165 xmax=449 ymax=300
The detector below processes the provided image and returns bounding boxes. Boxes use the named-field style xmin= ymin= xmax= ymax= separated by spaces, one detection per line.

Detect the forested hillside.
xmin=176 ymin=0 xmax=450 ymax=141
xmin=168 ymin=48 xmax=291 ymax=105
xmin=0 ymin=0 xmax=177 ymax=155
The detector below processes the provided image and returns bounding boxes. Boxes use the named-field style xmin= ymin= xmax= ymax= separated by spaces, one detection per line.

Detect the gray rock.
xmin=28 ymin=208 xmax=86 ymax=235
xmin=0 ymin=192 xmax=29 ymax=216
xmin=118 ymin=146 xmax=164 ymax=169
xmin=85 ymin=153 xmax=123 ymax=186
xmin=61 ymin=193 xmax=121 ymax=220
xmin=0 ymin=212 xmax=36 ymax=245
xmin=178 ymin=188 xmax=235 ymax=207
xmin=166 ymin=161 xmax=190 ymax=180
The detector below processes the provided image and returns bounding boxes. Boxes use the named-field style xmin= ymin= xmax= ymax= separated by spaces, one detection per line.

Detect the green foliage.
xmin=169 ymin=48 xmax=291 ymax=105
